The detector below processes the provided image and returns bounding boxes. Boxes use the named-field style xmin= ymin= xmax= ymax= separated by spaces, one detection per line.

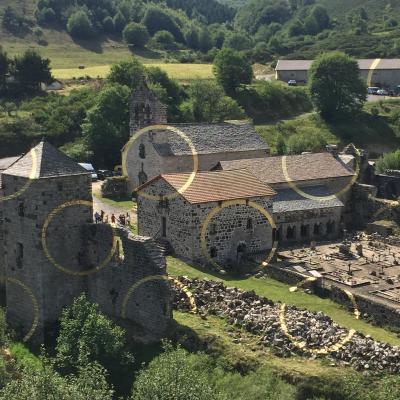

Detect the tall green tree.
xmin=14 ymin=50 xmax=52 ymax=91
xmin=67 ymin=10 xmax=94 ymax=39
xmin=213 ymin=48 xmax=253 ymax=95
xmin=309 ymin=52 xmax=366 ymax=120
xmin=56 ymin=294 xmax=131 ymax=372
xmin=107 ymin=58 xmax=146 ymax=88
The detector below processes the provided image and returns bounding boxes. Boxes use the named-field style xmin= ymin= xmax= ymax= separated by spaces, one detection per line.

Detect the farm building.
xmin=275 ymin=59 xmax=400 ymax=88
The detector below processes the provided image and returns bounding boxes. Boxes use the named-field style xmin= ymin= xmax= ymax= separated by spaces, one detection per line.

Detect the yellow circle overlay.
xmin=0 ymin=276 xmax=39 ymax=342
xmin=121 ymin=275 xmax=197 ymax=318
xmin=279 ymin=289 xmax=360 ymax=355
xmin=200 ymin=199 xmax=278 ymax=271
xmin=0 ymin=148 xmax=38 ymax=203
xmin=41 ymin=200 xmax=119 ymax=276
xmin=121 ymin=124 xmax=199 ymax=201
xmin=281 ymin=149 xmax=361 ymax=201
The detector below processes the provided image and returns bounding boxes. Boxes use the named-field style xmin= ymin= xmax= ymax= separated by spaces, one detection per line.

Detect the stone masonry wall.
xmin=138 ymin=179 xmax=274 ymax=267
xmin=2 ymin=173 xmax=92 ymax=342
xmin=83 ymin=226 xmax=172 ymax=343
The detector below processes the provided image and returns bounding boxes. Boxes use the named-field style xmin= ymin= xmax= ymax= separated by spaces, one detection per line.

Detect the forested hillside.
xmin=2 ymin=0 xmax=400 ymax=63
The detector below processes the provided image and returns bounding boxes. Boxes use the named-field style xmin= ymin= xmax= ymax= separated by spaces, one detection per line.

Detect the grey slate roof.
xmin=3 ymin=140 xmax=89 ymax=178
xmin=276 ymin=59 xmax=400 ymax=71
xmin=273 ymin=186 xmax=344 ymax=214
xmin=151 ymin=122 xmax=269 ymax=156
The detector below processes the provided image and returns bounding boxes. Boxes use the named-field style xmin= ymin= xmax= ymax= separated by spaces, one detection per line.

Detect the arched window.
xmin=134 ymin=104 xmax=140 ymax=122
xmin=287 ymin=226 xmax=296 ymax=240
xmin=145 ymin=104 xmax=151 ymax=122
xmin=300 ymin=224 xmax=309 ymax=238
xmin=246 ymin=218 xmax=253 ymax=230
xmin=138 ymin=170 xmax=148 ymax=185
xmin=327 ymin=221 xmax=335 ymax=234
xmin=18 ymin=202 xmax=25 ymax=217
xmin=139 ymin=143 xmax=146 ymax=159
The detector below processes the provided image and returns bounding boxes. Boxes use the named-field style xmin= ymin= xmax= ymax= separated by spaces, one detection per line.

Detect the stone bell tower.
xmin=129 ymin=75 xmax=168 ymax=134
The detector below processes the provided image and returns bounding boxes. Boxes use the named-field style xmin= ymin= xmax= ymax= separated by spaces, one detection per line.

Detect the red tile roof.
xmin=138 ymin=169 xmax=276 ymax=204
xmin=219 ymin=153 xmax=355 ymax=185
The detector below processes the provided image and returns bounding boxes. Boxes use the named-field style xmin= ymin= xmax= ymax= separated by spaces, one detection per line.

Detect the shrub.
xmin=131 ymin=343 xmax=218 ymax=400
xmin=123 ymin=23 xmax=149 ymax=48
xmin=376 ymin=149 xmax=400 ymax=173
xmin=153 ymin=30 xmax=176 ymax=48
xmin=67 ymin=10 xmax=94 ymax=39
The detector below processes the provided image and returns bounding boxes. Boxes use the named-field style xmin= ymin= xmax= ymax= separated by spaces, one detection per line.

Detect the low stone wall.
xmin=331 ymin=286 xmax=400 ymax=328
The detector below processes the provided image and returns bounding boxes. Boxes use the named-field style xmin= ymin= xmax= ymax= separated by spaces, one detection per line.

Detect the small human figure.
xmin=104 ymin=215 xmax=109 ymax=224
xmin=100 ymin=210 xmax=105 ymax=221
xmin=126 ymin=213 xmax=131 ymax=226
xmin=94 ymin=211 xmax=100 ymax=224
xmin=111 ymin=214 xmax=116 ymax=224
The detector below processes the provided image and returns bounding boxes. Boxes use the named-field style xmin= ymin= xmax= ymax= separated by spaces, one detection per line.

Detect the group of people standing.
xmin=94 ymin=210 xmax=131 ymax=227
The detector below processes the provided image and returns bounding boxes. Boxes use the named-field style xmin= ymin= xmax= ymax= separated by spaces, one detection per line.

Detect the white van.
xmin=79 ymin=163 xmax=98 ymax=181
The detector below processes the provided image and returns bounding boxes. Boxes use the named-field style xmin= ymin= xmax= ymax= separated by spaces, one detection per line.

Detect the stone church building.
xmin=0 ymin=140 xmax=171 ymax=344
xmin=127 ymin=77 xmax=358 ymax=267
xmin=124 ymin=79 xmax=270 ymax=189
xmin=137 ymin=169 xmax=276 ymax=267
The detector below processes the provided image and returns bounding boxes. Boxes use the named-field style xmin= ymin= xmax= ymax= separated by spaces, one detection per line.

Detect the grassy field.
xmin=167 ymin=257 xmax=400 ymax=346
xmin=53 ymin=63 xmax=214 ymax=81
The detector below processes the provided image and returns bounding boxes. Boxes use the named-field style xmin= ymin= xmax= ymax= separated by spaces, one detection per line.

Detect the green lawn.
xmin=53 ymin=63 xmax=214 ymax=81
xmin=92 ymin=188 xmax=134 ymax=212
xmin=168 ymin=257 xmax=400 ymax=346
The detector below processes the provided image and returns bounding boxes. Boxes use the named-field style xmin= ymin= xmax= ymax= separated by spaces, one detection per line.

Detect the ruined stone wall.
xmin=83 ymin=226 xmax=171 ymax=343
xmin=2 ymin=173 xmax=92 ymax=342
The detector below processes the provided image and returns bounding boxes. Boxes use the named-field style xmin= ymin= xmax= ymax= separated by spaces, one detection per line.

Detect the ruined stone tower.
xmin=0 ymin=140 xmax=171 ymax=344
xmin=129 ymin=76 xmax=168 ymax=134
xmin=1 ymin=140 xmax=92 ymax=342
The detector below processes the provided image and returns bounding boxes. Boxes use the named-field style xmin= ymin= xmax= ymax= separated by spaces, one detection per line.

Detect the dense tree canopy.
xmin=56 ymin=294 xmax=130 ymax=372
xmin=309 ymin=52 xmax=366 ymax=120
xmin=213 ymin=48 xmax=253 ymax=95
xmin=67 ymin=10 xmax=95 ymax=39
xmin=123 ymin=23 xmax=150 ymax=47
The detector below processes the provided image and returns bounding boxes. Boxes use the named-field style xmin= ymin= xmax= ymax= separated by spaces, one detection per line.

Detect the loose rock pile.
xmin=172 ymin=277 xmax=400 ymax=373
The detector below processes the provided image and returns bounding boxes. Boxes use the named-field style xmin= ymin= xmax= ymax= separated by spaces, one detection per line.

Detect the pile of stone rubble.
xmin=171 ymin=277 xmax=400 ymax=373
